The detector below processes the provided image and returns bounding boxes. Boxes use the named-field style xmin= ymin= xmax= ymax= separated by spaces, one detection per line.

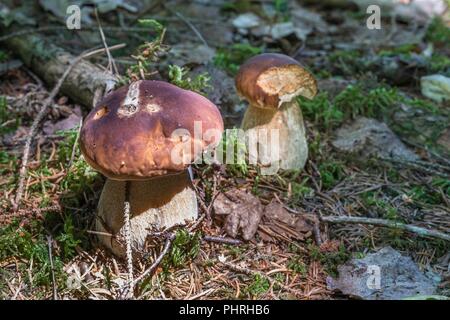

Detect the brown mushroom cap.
xmin=235 ymin=53 xmax=317 ymax=109
xmin=79 ymin=80 xmax=224 ymax=180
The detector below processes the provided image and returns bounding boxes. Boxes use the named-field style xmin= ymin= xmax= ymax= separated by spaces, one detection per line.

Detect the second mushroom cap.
xmin=235 ymin=53 xmax=317 ymax=109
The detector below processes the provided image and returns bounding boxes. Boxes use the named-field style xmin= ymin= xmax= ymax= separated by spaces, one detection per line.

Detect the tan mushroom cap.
xmin=235 ymin=53 xmax=317 ymax=109
xmin=79 ymin=80 xmax=224 ymax=180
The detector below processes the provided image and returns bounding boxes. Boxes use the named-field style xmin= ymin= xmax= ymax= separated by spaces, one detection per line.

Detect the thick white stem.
xmin=96 ymin=171 xmax=198 ymax=257
xmin=241 ymin=100 xmax=308 ymax=172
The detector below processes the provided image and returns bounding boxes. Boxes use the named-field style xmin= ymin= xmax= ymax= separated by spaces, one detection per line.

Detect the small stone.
xmin=421 ymin=74 xmax=450 ymax=103
xmin=327 ymin=247 xmax=440 ymax=300
xmin=332 ymin=117 xmax=419 ymax=161
xmin=232 ymin=13 xmax=261 ymax=29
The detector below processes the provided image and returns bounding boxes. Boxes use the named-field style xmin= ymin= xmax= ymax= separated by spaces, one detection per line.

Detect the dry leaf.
xmin=258 ymin=200 xmax=314 ymax=242
xmin=213 ymin=189 xmax=264 ymax=240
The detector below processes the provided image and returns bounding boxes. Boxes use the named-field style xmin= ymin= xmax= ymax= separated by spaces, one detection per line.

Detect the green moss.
xmin=318 ymin=160 xmax=345 ymax=189
xmin=334 ymin=84 xmax=400 ymax=119
xmin=287 ymin=257 xmax=307 ymax=276
xmin=0 ymin=50 xmax=9 ymax=63
xmin=217 ymin=128 xmax=248 ymax=177
xmin=432 ymin=178 xmax=450 ymax=197
xmin=162 ymin=230 xmax=201 ymax=271
xmin=0 ymin=215 xmax=81 ymax=290
xmin=308 ymin=241 xmax=349 ymax=277
xmin=428 ymin=54 xmax=450 ymax=73
xmin=0 ymin=96 xmax=20 ymax=135
xmin=220 ymin=0 xmax=253 ymax=13
xmin=290 ymin=178 xmax=314 ymax=202
xmin=214 ymin=44 xmax=262 ymax=75
xmin=299 ymin=92 xmax=344 ymax=129
xmin=167 ymin=65 xmax=211 ymax=94
xmin=273 ymin=0 xmax=290 ymax=22
xmin=225 ymin=244 xmax=247 ymax=258
xmin=329 ymin=50 xmax=362 ymax=63
xmin=138 ymin=19 xmax=164 ymax=33
xmin=425 ymin=17 xmax=450 ymax=46
xmin=56 ymin=129 xmax=100 ymax=207
xmin=244 ymin=274 xmax=270 ymax=297
xmin=300 ymin=84 xmax=403 ymax=130
xmin=377 ymin=43 xmax=417 ymax=57
xmin=407 ymin=185 xmax=442 ymax=205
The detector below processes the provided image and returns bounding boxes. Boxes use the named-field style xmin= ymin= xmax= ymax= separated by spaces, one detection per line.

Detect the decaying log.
xmin=0 ymin=28 xmax=118 ymax=108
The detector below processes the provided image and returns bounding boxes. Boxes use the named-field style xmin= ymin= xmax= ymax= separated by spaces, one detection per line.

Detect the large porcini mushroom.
xmin=79 ymin=80 xmax=224 ymax=256
xmin=235 ymin=53 xmax=317 ymax=172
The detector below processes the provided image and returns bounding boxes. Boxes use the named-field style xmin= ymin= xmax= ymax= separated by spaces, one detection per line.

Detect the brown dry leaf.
xmin=258 ymin=200 xmax=314 ymax=243
xmin=213 ymin=189 xmax=264 ymax=240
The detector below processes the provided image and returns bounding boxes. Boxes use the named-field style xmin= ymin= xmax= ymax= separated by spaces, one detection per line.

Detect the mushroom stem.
xmin=96 ymin=171 xmax=198 ymax=257
xmin=241 ymin=100 xmax=308 ymax=171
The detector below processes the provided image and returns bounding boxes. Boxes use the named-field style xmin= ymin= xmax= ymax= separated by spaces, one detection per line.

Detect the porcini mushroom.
xmin=80 ymin=80 xmax=224 ymax=256
xmin=235 ymin=53 xmax=317 ymax=171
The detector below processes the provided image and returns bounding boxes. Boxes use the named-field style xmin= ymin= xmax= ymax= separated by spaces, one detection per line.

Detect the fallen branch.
xmin=0 ymin=24 xmax=119 ymax=107
xmin=321 ymin=215 xmax=450 ymax=242
xmin=0 ymin=26 xmax=155 ymax=43
xmin=381 ymin=157 xmax=450 ymax=179
xmin=203 ymin=235 xmax=242 ymax=245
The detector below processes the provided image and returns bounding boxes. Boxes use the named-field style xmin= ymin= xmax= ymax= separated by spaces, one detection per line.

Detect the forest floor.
xmin=0 ymin=0 xmax=449 ymax=299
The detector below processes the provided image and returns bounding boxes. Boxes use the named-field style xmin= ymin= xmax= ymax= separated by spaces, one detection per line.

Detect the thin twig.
xmin=123 ymin=182 xmax=134 ymax=298
xmin=134 ymin=233 xmax=175 ymax=285
xmin=120 ymin=232 xmax=175 ymax=298
xmin=95 ymin=9 xmax=119 ymax=75
xmin=46 ymin=236 xmax=58 ymax=300
xmin=67 ymin=118 xmax=82 ymax=168
xmin=321 ymin=215 xmax=450 ymax=242
xmin=13 ymin=51 xmax=85 ymax=211
xmin=381 ymin=157 xmax=450 ymax=178
xmin=12 ymin=44 xmax=123 ymax=212
xmin=203 ymin=235 xmax=242 ymax=245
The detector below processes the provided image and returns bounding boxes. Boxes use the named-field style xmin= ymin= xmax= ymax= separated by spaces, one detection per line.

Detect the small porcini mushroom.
xmin=235 ymin=53 xmax=317 ymax=171
xmin=80 ymin=80 xmax=224 ymax=256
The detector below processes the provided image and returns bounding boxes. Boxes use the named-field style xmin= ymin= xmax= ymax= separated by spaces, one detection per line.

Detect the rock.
xmin=327 ymin=247 xmax=440 ymax=300
xmin=290 ymin=2 xmax=329 ymax=40
xmin=232 ymin=13 xmax=262 ymax=29
xmin=168 ymin=43 xmax=216 ymax=66
xmin=236 ymin=4 xmax=328 ymax=41
xmin=175 ymin=3 xmax=233 ymax=46
xmin=252 ymin=22 xmax=296 ymax=40
xmin=421 ymin=74 xmax=450 ymax=103
xmin=332 ymin=117 xmax=419 ymax=161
